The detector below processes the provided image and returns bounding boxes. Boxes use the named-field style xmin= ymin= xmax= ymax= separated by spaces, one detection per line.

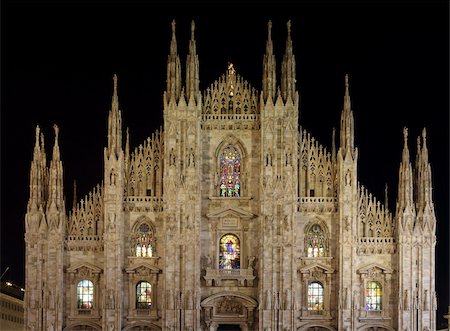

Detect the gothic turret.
xmin=281 ymin=20 xmax=296 ymax=104
xmin=262 ymin=20 xmax=276 ymax=103
xmin=186 ymin=20 xmax=199 ymax=104
xmin=166 ymin=19 xmax=182 ymax=104
xmin=107 ymin=74 xmax=123 ymax=159
xmin=339 ymin=74 xmax=355 ymax=160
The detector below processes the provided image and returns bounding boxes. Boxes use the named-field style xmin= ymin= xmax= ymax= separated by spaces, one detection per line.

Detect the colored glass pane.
xmin=136 ymin=281 xmax=152 ymax=309
xmin=365 ymin=281 xmax=382 ymax=311
xmin=219 ymin=234 xmax=240 ymax=269
xmin=219 ymin=145 xmax=241 ymax=197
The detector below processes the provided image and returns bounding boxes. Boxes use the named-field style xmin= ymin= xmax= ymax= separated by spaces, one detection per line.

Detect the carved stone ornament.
xmin=217 ymin=296 xmax=243 ymax=314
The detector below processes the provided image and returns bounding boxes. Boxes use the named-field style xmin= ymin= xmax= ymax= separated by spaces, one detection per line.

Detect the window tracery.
xmin=219 ymin=145 xmax=241 ymax=197
xmin=305 ymin=223 xmax=328 ymax=257
xmin=132 ymin=222 xmax=155 ymax=257
xmin=219 ymin=234 xmax=240 ymax=269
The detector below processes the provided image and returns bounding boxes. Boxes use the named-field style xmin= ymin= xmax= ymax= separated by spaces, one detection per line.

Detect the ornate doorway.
xmin=201 ymin=292 xmax=257 ymax=331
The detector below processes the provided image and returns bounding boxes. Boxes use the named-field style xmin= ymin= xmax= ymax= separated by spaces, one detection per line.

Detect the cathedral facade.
xmin=24 ymin=20 xmax=437 ymax=331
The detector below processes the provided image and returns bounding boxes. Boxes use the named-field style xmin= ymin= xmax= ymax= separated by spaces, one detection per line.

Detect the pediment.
xmin=67 ymin=262 xmax=102 ymax=274
xmin=206 ymin=207 xmax=254 ymax=219
xmin=299 ymin=263 xmax=334 ymax=274
xmin=201 ymin=291 xmax=258 ymax=308
xmin=357 ymin=263 xmax=393 ymax=274
xmin=125 ymin=262 xmax=161 ymax=274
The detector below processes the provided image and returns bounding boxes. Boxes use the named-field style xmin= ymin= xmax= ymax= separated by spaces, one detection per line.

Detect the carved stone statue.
xmin=247 ymin=255 xmax=255 ymax=269
xmin=404 ymin=289 xmax=410 ymax=310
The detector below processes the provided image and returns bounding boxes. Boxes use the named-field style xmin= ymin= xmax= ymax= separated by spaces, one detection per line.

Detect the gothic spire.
xmin=396 ymin=127 xmax=415 ymax=217
xmin=186 ymin=20 xmax=199 ymax=103
xmin=107 ymin=74 xmax=123 ymax=158
xmin=281 ymin=20 xmax=296 ymax=104
xmin=262 ymin=20 xmax=276 ymax=103
xmin=28 ymin=125 xmax=46 ymax=211
xmin=47 ymin=124 xmax=65 ymax=213
xmin=416 ymin=128 xmax=435 ymax=216
xmin=166 ymin=19 xmax=182 ymax=103
xmin=339 ymin=74 xmax=355 ymax=159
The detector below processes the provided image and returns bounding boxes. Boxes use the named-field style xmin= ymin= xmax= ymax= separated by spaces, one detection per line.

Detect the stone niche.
xmin=204 ymin=207 xmax=256 ymax=287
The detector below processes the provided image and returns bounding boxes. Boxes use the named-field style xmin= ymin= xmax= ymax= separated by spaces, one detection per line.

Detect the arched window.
xmin=77 ymin=280 xmax=94 ymax=309
xmin=219 ymin=234 xmax=240 ymax=269
xmin=219 ymin=145 xmax=241 ymax=197
xmin=134 ymin=223 xmax=154 ymax=257
xmin=366 ymin=281 xmax=382 ymax=311
xmin=305 ymin=224 xmax=328 ymax=257
xmin=307 ymin=281 xmax=324 ymax=311
xmin=136 ymin=281 xmax=152 ymax=309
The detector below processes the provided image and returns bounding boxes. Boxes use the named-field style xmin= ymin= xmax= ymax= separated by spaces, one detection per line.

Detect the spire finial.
xmin=191 ymin=20 xmax=195 ymax=40
xmin=287 ymin=20 xmax=291 ymax=38
xmin=268 ymin=20 xmax=272 ymax=40
xmin=113 ymin=74 xmax=118 ymax=95
xmin=171 ymin=19 xmax=176 ymax=37
xmin=422 ymin=127 xmax=427 ymax=142
xmin=345 ymin=74 xmax=349 ymax=96
xmin=73 ymin=180 xmax=77 ymax=210
xmin=385 ymin=183 xmax=389 ymax=210
xmin=403 ymin=126 xmax=408 ymax=144
xmin=53 ymin=124 xmax=59 ymax=141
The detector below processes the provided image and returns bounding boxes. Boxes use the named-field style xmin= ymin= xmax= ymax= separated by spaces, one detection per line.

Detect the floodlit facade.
xmin=24 ymin=20 xmax=437 ymax=331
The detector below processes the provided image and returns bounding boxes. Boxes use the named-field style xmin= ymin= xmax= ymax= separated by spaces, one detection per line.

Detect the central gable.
xmin=202 ymin=65 xmax=259 ymax=116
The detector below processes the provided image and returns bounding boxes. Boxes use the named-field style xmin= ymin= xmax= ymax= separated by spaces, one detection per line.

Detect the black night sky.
xmin=1 ymin=0 xmax=449 ymax=327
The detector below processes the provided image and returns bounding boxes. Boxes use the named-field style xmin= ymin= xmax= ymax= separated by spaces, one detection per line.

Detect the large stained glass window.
xmin=136 ymin=281 xmax=152 ymax=309
xmin=219 ymin=145 xmax=241 ymax=197
xmin=219 ymin=234 xmax=240 ymax=269
xmin=306 ymin=224 xmax=328 ymax=257
xmin=135 ymin=223 xmax=154 ymax=257
xmin=77 ymin=280 xmax=94 ymax=309
xmin=366 ymin=281 xmax=382 ymax=311
xmin=307 ymin=281 xmax=324 ymax=311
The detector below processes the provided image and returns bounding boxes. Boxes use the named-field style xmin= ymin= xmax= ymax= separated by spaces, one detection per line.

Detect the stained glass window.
xmin=307 ymin=281 xmax=324 ymax=311
xmin=135 ymin=223 xmax=153 ymax=257
xmin=306 ymin=224 xmax=328 ymax=257
xmin=136 ymin=281 xmax=152 ymax=309
xmin=77 ymin=280 xmax=93 ymax=309
xmin=219 ymin=234 xmax=240 ymax=269
xmin=366 ymin=281 xmax=382 ymax=311
xmin=219 ymin=145 xmax=241 ymax=197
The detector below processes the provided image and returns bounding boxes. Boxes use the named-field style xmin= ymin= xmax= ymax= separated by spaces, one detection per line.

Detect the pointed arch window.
xmin=77 ymin=280 xmax=94 ymax=309
xmin=219 ymin=145 xmax=241 ymax=197
xmin=134 ymin=223 xmax=154 ymax=257
xmin=219 ymin=234 xmax=240 ymax=269
xmin=305 ymin=224 xmax=328 ymax=257
xmin=136 ymin=281 xmax=152 ymax=309
xmin=307 ymin=281 xmax=324 ymax=311
xmin=366 ymin=281 xmax=382 ymax=311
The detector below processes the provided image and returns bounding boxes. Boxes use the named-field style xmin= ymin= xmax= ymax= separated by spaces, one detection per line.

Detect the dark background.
xmin=1 ymin=0 xmax=449 ymax=327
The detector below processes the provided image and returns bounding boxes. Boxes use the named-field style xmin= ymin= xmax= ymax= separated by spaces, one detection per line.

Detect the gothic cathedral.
xmin=24 ymin=20 xmax=437 ymax=331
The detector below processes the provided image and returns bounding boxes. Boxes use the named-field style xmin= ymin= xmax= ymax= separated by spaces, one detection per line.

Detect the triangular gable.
xmin=357 ymin=263 xmax=393 ymax=274
xmin=125 ymin=262 xmax=161 ymax=274
xmin=67 ymin=262 xmax=102 ymax=274
xmin=206 ymin=207 xmax=254 ymax=219
xmin=299 ymin=263 xmax=334 ymax=274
